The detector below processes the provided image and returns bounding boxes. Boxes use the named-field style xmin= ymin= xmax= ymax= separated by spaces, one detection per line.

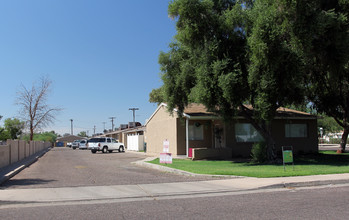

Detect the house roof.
xmin=101 ymin=126 xmax=145 ymax=136
xmin=122 ymin=126 xmax=146 ymax=134
xmin=183 ymin=103 xmax=216 ymax=117
xmin=146 ymin=103 xmax=316 ymax=124
xmin=56 ymin=135 xmax=83 ymax=142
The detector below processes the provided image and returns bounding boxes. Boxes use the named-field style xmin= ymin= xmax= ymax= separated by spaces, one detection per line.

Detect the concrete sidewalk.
xmin=1 ymin=174 xmax=349 ymax=204
xmin=1 ymin=149 xmax=349 ymax=205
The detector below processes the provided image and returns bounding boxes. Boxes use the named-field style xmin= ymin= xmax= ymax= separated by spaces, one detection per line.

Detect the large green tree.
xmin=154 ymin=0 xmax=349 ymax=159
xmin=154 ymin=0 xmax=310 ymax=161
xmin=22 ymin=131 xmax=58 ymax=143
xmin=3 ymin=118 xmax=25 ymax=139
xmin=78 ymin=131 xmax=88 ymax=138
xmin=291 ymin=0 xmax=349 ymax=152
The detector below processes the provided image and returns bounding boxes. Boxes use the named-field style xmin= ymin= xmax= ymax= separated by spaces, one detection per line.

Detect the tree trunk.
xmin=338 ymin=127 xmax=349 ymax=153
xmin=265 ymin=134 xmax=277 ymax=161
xmin=240 ymin=105 xmax=277 ymax=162
xmin=30 ymin=124 xmax=34 ymax=141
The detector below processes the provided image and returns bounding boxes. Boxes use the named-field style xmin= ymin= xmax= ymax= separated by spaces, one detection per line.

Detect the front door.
xmin=214 ymin=124 xmax=225 ymax=148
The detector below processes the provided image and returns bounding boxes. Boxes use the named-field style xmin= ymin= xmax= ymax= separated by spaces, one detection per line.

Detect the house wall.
xmin=121 ymin=133 xmax=127 ymax=148
xmin=226 ymin=118 xmax=318 ymax=157
xmin=175 ymin=119 xmax=214 ymax=155
xmin=192 ymin=147 xmax=232 ymax=160
xmin=145 ymin=105 xmax=178 ymax=156
xmin=176 ymin=119 xmax=186 ymax=155
xmin=272 ymin=119 xmax=318 ymax=155
xmin=146 ymin=104 xmax=318 ymax=159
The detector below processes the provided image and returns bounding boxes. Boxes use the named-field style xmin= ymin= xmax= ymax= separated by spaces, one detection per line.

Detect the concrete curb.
xmin=259 ymin=179 xmax=349 ymax=190
xmin=132 ymin=157 xmax=244 ymax=178
xmin=0 ymin=147 xmax=51 ymax=186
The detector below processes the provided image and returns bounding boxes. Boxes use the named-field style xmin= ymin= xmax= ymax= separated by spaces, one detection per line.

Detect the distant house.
xmin=145 ymin=103 xmax=318 ymax=160
xmin=102 ymin=126 xmax=145 ymax=151
xmin=56 ymin=135 xmax=83 ymax=147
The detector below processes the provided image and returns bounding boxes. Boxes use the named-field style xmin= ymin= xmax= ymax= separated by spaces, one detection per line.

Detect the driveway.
xmin=1 ymin=147 xmax=225 ymax=189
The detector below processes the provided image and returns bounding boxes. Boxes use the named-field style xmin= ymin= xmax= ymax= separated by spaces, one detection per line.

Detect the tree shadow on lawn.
xmin=294 ymin=152 xmax=349 ymax=166
xmin=239 ymin=151 xmax=349 ymax=167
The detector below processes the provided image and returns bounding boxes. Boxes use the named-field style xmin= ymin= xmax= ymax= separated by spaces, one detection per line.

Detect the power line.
xmin=128 ymin=108 xmax=139 ymax=127
xmin=109 ymin=117 xmax=116 ymax=131
xmin=70 ymin=119 xmax=73 ymax=135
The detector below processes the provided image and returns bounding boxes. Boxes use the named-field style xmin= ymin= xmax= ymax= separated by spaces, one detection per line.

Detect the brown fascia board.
xmin=122 ymin=126 xmax=146 ymax=134
xmin=147 ymin=103 xmax=317 ymax=124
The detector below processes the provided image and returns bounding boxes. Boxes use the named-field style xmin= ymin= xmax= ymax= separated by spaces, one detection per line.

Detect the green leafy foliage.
xmin=293 ymin=0 xmax=349 ymax=150
xmin=318 ymin=116 xmax=343 ymax=134
xmin=0 ymin=130 xmax=10 ymax=141
xmin=160 ymin=0 xmax=250 ymax=118
xmin=78 ymin=131 xmax=88 ymax=137
xmin=251 ymin=142 xmax=267 ymax=163
xmin=149 ymin=87 xmax=165 ymax=105
xmin=22 ymin=131 xmax=58 ymax=143
xmin=248 ymin=0 xmax=306 ymax=121
xmin=0 ymin=118 xmax=25 ymax=140
xmin=4 ymin=118 xmax=25 ymax=139
xmin=152 ymin=0 xmax=349 ymax=159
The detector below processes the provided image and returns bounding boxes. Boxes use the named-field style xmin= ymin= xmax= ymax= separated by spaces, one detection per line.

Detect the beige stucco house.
xmin=101 ymin=126 xmax=145 ymax=151
xmin=145 ymin=103 xmax=318 ymax=160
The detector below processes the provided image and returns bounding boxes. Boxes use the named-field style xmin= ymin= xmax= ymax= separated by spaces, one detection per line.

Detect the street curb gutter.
xmin=0 ymin=147 xmax=51 ymax=186
xmin=132 ymin=158 xmax=243 ymax=178
xmin=261 ymin=179 xmax=349 ymax=189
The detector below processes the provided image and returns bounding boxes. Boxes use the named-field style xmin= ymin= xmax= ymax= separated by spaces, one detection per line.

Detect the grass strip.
xmin=147 ymin=151 xmax=349 ymax=178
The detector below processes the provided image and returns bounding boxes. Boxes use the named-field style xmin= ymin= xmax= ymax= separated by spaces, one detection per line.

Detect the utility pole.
xmin=102 ymin=122 xmax=106 ymax=131
xmin=93 ymin=125 xmax=96 ymax=135
xmin=128 ymin=108 xmax=139 ymax=128
xmin=109 ymin=117 xmax=116 ymax=131
xmin=70 ymin=119 xmax=73 ymax=135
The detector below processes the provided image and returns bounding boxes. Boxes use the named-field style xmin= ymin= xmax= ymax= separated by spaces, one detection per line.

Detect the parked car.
xmin=87 ymin=137 xmax=124 ymax=154
xmin=79 ymin=139 xmax=88 ymax=149
xmin=72 ymin=140 xmax=80 ymax=149
xmin=67 ymin=142 xmax=72 ymax=148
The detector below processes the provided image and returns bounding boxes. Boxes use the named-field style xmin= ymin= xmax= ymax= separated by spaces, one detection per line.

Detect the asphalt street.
xmin=1 ymin=147 xmax=349 ymax=219
xmin=0 ymin=184 xmax=348 ymax=220
xmin=0 ymin=147 xmax=230 ymax=189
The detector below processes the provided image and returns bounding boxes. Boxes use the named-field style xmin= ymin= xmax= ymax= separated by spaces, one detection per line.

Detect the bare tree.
xmin=16 ymin=76 xmax=62 ymax=140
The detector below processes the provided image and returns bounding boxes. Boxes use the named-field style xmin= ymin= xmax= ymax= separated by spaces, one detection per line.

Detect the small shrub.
xmin=328 ymin=138 xmax=348 ymax=144
xmin=251 ymin=142 xmax=267 ymax=163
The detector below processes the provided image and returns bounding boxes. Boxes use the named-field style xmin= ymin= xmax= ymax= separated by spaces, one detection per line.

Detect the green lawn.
xmin=148 ymin=151 xmax=349 ymax=178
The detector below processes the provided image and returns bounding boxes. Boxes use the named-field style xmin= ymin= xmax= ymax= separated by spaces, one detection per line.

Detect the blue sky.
xmin=0 ymin=0 xmax=176 ymax=135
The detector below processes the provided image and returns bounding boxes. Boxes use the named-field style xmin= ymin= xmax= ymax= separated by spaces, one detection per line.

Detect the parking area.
xmin=1 ymin=147 xmax=224 ymax=189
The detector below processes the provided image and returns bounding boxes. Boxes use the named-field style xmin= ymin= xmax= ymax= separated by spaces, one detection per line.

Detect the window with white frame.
xmin=285 ymin=124 xmax=307 ymax=137
xmin=235 ymin=123 xmax=264 ymax=142
xmin=189 ymin=124 xmax=204 ymax=140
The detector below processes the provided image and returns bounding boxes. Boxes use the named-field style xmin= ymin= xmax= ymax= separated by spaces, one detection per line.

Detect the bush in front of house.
xmin=325 ymin=138 xmax=349 ymax=144
xmin=251 ymin=142 xmax=267 ymax=163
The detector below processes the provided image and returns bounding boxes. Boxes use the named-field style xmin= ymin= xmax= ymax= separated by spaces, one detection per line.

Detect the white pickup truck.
xmin=87 ymin=137 xmax=125 ymax=154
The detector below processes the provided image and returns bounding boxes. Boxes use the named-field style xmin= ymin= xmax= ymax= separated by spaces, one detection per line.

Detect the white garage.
xmin=124 ymin=127 xmax=145 ymax=151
